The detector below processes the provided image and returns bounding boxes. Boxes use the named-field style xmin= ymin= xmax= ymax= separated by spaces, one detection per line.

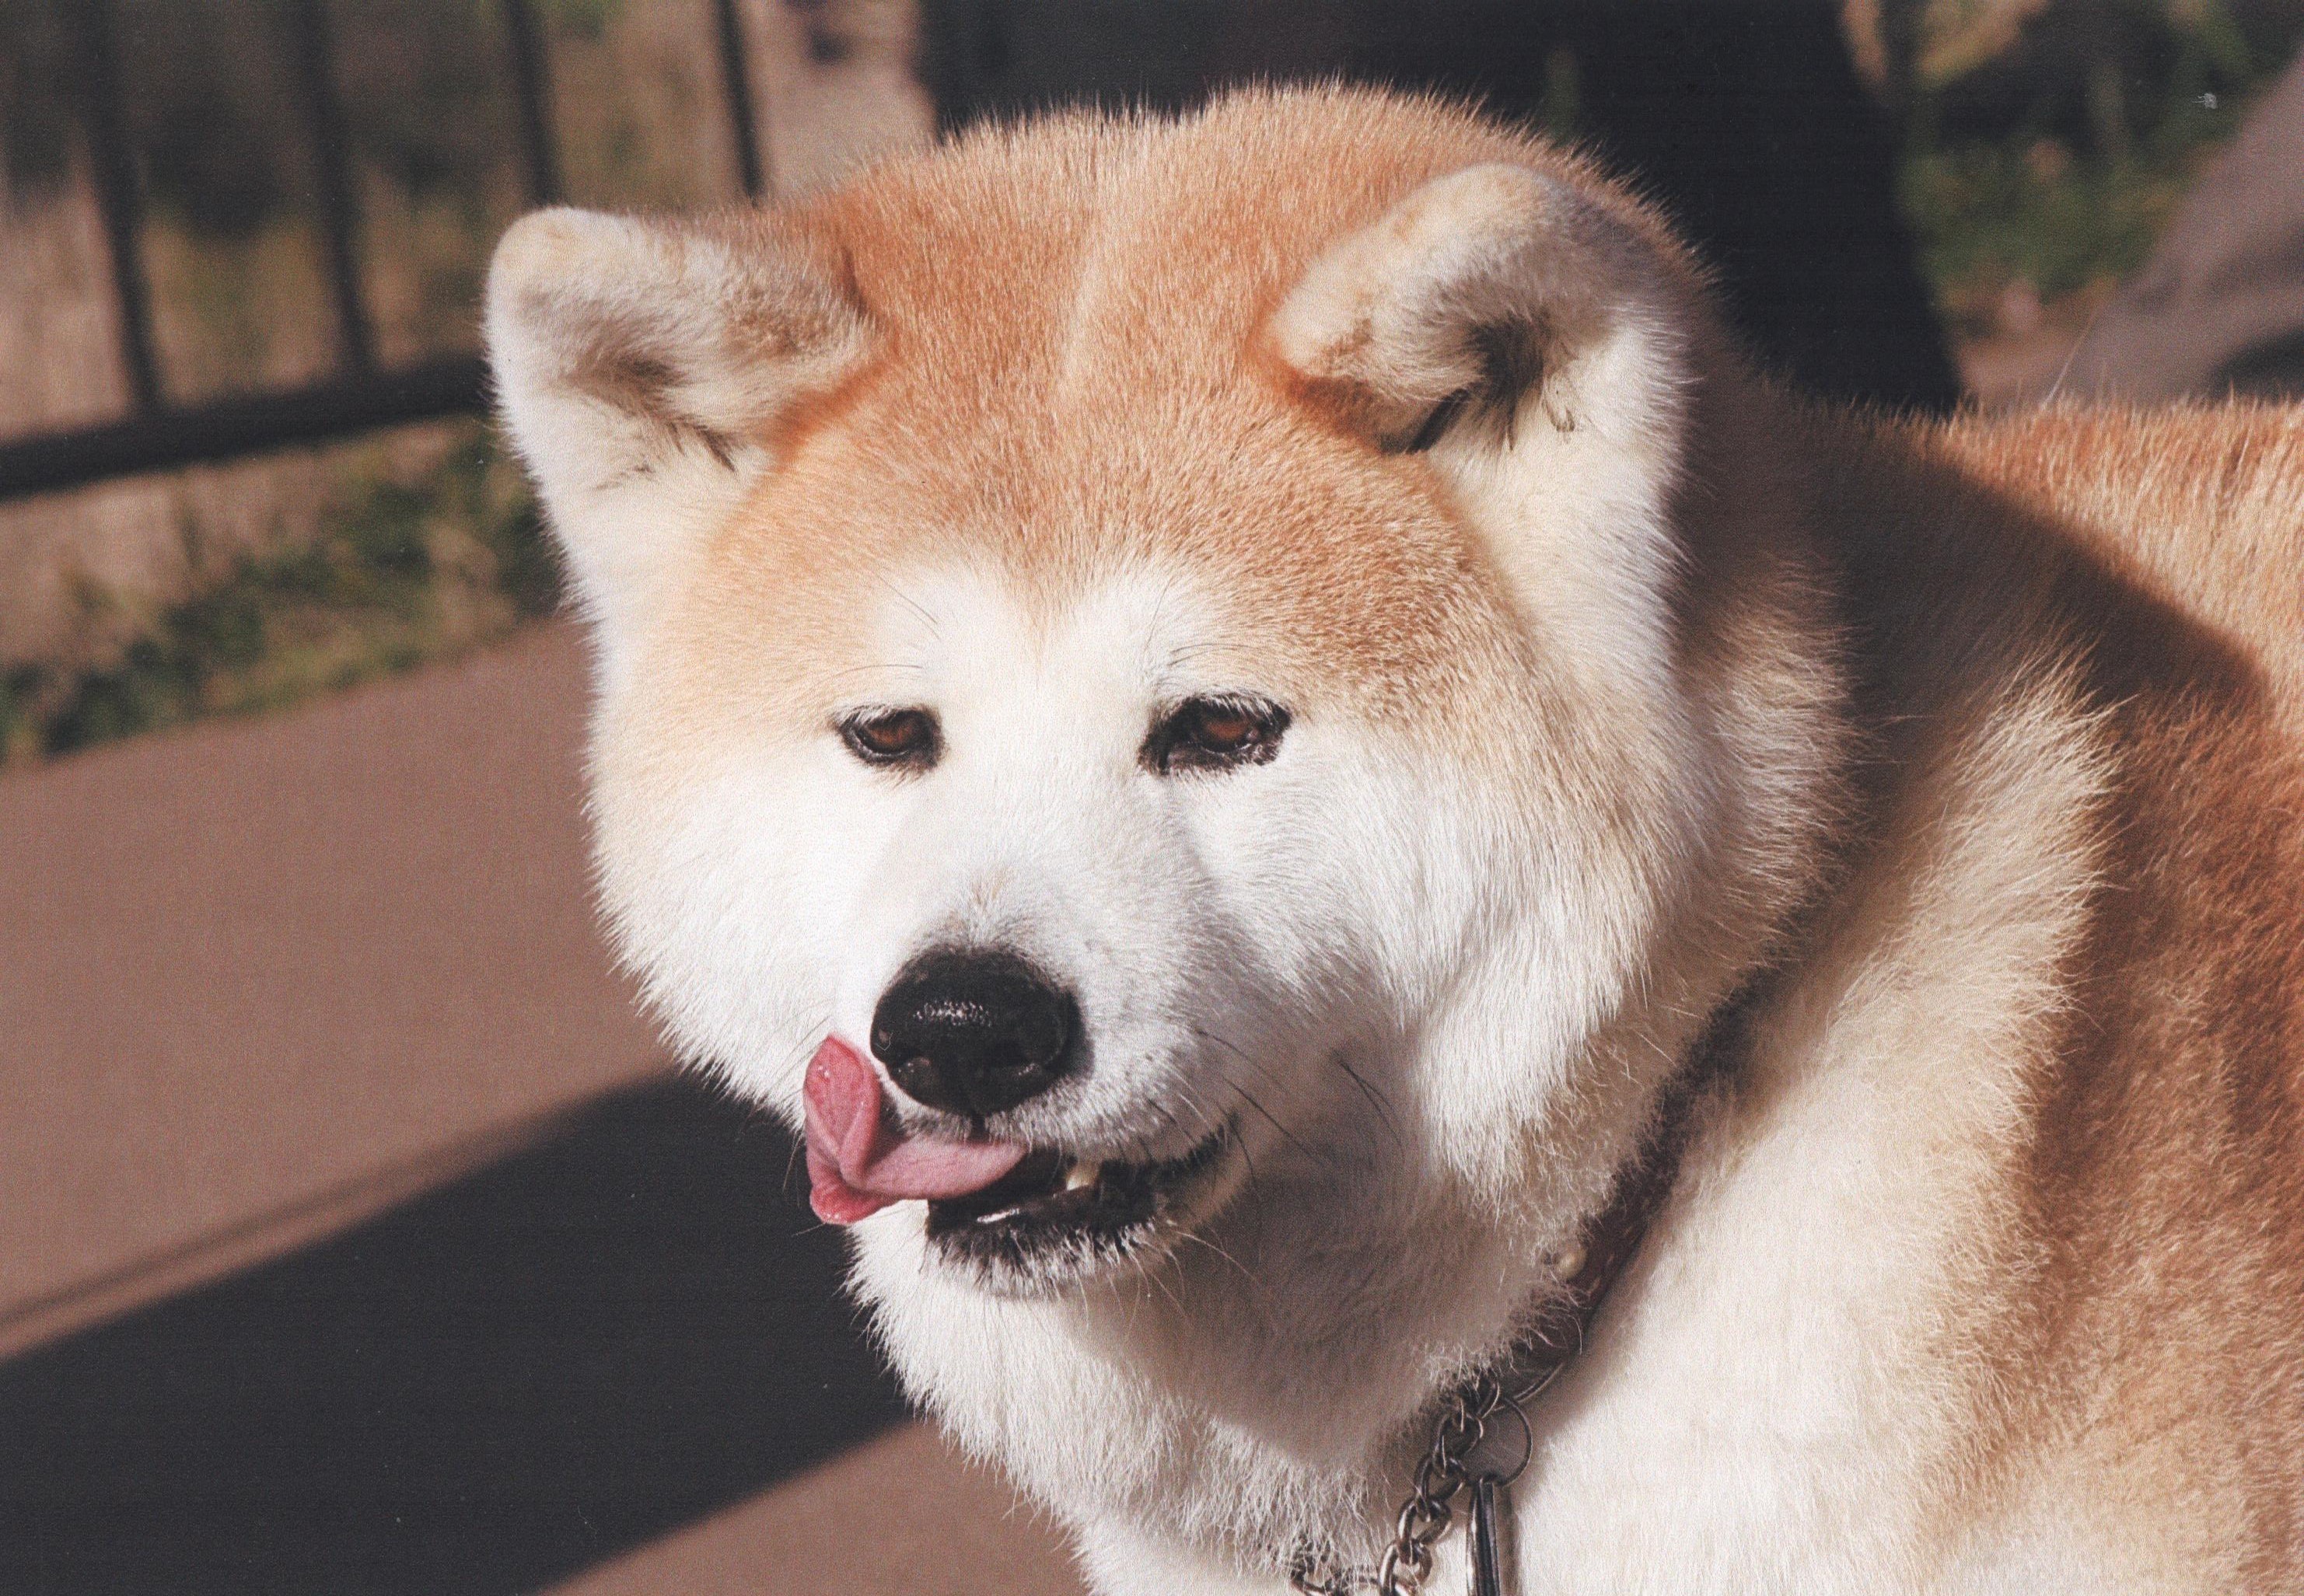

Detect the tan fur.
xmin=490 ymin=86 xmax=2304 ymax=1590
xmin=1837 ymin=404 xmax=2304 ymax=1586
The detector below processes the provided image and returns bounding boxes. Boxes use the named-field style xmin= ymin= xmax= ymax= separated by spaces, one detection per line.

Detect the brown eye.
xmin=1145 ymin=696 xmax=1289 ymax=774
xmin=840 ymin=707 xmax=940 ymax=770
xmin=1197 ymin=707 xmax=1256 ymax=748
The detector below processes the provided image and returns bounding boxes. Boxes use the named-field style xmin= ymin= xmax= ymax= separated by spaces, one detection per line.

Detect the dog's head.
xmin=488 ymin=88 xmax=1837 ymax=1546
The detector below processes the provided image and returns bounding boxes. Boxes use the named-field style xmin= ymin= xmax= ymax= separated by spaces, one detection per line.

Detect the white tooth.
xmin=1064 ymin=1160 xmax=1099 ymax=1191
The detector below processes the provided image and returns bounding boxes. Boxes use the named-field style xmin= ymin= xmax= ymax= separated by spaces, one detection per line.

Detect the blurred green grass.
xmin=1897 ymin=0 xmax=2301 ymax=339
xmin=0 ymin=426 xmax=554 ymax=764
xmin=1903 ymin=127 xmax=2208 ymax=337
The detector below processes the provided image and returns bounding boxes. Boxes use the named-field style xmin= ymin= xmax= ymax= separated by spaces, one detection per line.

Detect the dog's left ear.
xmin=1269 ymin=162 xmax=1694 ymax=454
xmin=1270 ymin=162 xmax=1704 ymax=683
xmin=487 ymin=208 xmax=870 ymax=669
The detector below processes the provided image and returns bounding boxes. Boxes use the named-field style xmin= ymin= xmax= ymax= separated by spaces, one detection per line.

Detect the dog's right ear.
xmin=487 ymin=208 xmax=869 ymax=663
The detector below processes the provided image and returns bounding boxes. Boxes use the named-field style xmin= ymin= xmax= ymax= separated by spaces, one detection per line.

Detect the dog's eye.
xmin=1145 ymin=696 xmax=1289 ymax=774
xmin=840 ymin=707 xmax=941 ymax=770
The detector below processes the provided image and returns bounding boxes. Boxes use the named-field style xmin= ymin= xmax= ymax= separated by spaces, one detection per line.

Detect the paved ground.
xmin=0 ymin=624 xmax=1079 ymax=1593
xmin=550 ymin=1425 xmax=1089 ymax=1596
xmin=0 ymin=625 xmax=656 ymax=1354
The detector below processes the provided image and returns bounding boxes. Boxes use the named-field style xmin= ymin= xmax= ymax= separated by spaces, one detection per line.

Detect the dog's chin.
xmin=922 ymin=1120 xmax=1239 ymax=1294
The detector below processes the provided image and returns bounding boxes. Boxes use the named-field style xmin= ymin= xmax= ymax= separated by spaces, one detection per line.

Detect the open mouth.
xmin=924 ymin=1125 xmax=1234 ymax=1275
xmin=802 ymin=1035 xmax=1239 ymax=1283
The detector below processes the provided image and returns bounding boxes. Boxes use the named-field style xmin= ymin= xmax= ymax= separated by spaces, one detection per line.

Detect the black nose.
xmin=871 ymin=950 xmax=1081 ymax=1119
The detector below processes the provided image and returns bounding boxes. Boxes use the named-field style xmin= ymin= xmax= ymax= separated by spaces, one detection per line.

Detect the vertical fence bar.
xmin=72 ymin=0 xmax=163 ymax=414
xmin=287 ymin=0 xmax=376 ymax=374
xmin=712 ymin=0 xmax=771 ymax=199
xmin=503 ymin=0 xmax=563 ymax=206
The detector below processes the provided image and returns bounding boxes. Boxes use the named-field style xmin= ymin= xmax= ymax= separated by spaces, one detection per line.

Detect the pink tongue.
xmin=802 ymin=1035 xmax=1029 ymax=1224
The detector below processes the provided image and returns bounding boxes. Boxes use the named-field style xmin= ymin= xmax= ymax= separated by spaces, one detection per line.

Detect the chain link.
xmin=1287 ymin=1373 xmax=1507 ymax=1596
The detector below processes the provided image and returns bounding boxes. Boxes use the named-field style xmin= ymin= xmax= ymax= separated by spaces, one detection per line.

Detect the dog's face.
xmin=488 ymin=90 xmax=1779 ymax=1550
xmin=579 ymin=391 xmax=1544 ymax=1297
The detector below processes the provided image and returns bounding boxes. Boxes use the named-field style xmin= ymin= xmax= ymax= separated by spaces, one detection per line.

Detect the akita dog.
xmin=486 ymin=88 xmax=2304 ymax=1594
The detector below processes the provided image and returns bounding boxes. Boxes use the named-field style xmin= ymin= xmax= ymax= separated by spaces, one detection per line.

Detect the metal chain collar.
xmin=1286 ymin=1371 xmax=1513 ymax=1596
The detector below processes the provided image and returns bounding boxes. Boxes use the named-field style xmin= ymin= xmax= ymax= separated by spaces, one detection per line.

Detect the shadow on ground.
xmin=0 ymin=1078 xmax=905 ymax=1596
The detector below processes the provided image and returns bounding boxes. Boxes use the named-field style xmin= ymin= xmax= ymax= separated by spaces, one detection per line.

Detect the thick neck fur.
xmin=1489 ymin=406 xmax=2304 ymax=1595
xmin=1488 ymin=415 xmax=2110 ymax=1594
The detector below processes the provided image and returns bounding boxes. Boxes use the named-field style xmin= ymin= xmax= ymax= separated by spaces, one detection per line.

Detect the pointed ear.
xmin=486 ymin=208 xmax=869 ymax=663
xmin=1269 ymin=162 xmax=1694 ymax=452
xmin=1269 ymin=162 xmax=1708 ymax=690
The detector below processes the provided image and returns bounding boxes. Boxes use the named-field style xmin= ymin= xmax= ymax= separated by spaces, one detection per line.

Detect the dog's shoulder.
xmin=1933 ymin=403 xmax=2304 ymax=700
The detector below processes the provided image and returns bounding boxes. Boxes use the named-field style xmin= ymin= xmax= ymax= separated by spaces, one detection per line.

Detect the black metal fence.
xmin=0 ymin=0 xmax=771 ymax=504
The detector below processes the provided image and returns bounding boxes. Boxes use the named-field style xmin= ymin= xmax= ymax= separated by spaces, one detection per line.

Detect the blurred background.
xmin=2 ymin=3 xmax=2300 ymax=1593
